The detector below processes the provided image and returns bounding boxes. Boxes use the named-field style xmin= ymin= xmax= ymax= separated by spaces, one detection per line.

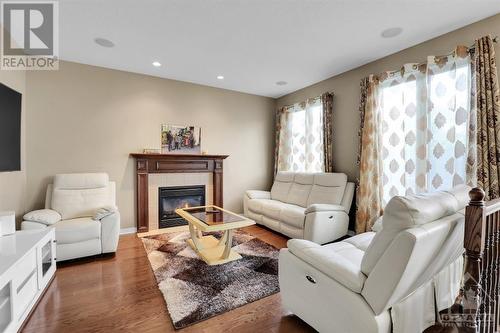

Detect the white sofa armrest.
xmin=23 ymin=209 xmax=62 ymax=226
xmin=100 ymin=210 xmax=120 ymax=253
xmin=341 ymin=182 xmax=355 ymax=213
xmin=305 ymin=204 xmax=347 ymax=214
xmin=304 ymin=210 xmax=349 ymax=244
xmin=245 ymin=190 xmax=271 ymax=200
xmin=287 ymin=239 xmax=366 ymax=293
xmin=93 ymin=205 xmax=118 ymax=221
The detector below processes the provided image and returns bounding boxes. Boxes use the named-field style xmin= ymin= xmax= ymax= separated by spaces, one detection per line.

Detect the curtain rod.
xmin=280 ymin=91 xmax=334 ymax=110
xmin=373 ymin=36 xmax=499 ymax=79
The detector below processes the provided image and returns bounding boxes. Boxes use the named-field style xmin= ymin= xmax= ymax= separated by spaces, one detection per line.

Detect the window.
xmin=277 ymin=98 xmax=324 ymax=172
xmin=380 ymin=59 xmax=471 ymax=205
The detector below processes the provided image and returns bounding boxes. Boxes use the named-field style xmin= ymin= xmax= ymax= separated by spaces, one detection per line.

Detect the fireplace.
xmin=158 ymin=185 xmax=206 ymax=228
xmin=131 ymin=153 xmax=228 ymax=233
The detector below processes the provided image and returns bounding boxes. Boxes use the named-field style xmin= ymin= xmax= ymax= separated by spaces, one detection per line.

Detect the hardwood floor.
xmin=21 ymin=225 xmax=316 ymax=333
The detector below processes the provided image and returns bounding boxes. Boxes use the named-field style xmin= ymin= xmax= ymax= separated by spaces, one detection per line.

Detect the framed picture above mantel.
xmin=161 ymin=124 xmax=201 ymax=154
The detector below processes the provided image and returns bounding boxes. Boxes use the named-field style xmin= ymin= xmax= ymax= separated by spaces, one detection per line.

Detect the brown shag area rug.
xmin=141 ymin=230 xmax=280 ymax=329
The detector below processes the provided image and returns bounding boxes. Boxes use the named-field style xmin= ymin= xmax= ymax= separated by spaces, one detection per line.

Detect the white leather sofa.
xmin=244 ymin=172 xmax=354 ymax=244
xmin=279 ymin=186 xmax=468 ymax=333
xmin=21 ymin=173 xmax=120 ymax=261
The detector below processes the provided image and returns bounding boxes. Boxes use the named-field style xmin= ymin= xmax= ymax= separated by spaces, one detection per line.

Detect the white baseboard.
xmin=120 ymin=227 xmax=137 ymax=235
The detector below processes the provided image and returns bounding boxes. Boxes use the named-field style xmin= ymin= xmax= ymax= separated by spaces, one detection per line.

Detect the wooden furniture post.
xmin=426 ymin=188 xmax=500 ymax=333
xmin=214 ymin=159 xmax=224 ymax=207
xmin=463 ymin=187 xmax=486 ymax=331
xmin=136 ymin=159 xmax=149 ymax=233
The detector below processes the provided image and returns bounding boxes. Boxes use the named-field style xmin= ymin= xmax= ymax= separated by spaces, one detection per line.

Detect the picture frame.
xmin=161 ymin=124 xmax=201 ymax=154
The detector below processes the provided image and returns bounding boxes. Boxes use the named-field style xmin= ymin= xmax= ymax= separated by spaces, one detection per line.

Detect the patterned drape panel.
xmin=322 ymin=92 xmax=334 ymax=172
xmin=277 ymin=98 xmax=325 ymax=173
xmin=378 ymin=49 xmax=473 ymax=205
xmin=474 ymin=35 xmax=500 ymax=200
xmin=356 ymin=47 xmax=475 ymax=233
xmin=274 ymin=107 xmax=285 ymax=175
xmin=356 ymin=77 xmax=383 ymax=233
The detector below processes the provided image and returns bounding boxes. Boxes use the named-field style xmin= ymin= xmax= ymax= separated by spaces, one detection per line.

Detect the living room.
xmin=1 ymin=1 xmax=500 ymax=332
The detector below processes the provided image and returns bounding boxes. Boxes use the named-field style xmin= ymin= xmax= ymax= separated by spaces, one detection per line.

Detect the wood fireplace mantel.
xmin=130 ymin=153 xmax=229 ymax=232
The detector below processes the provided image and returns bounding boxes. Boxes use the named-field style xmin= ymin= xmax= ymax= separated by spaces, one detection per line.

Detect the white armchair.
xmin=21 ymin=173 xmax=120 ymax=261
xmin=279 ymin=186 xmax=469 ymax=333
xmin=244 ymin=172 xmax=354 ymax=244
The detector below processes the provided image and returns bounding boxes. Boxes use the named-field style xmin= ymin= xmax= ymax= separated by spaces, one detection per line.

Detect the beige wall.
xmin=0 ymin=26 xmax=26 ymax=223
xmin=277 ymin=14 xmax=500 ymax=182
xmin=21 ymin=14 xmax=500 ymax=230
xmin=25 ymin=61 xmax=275 ymax=229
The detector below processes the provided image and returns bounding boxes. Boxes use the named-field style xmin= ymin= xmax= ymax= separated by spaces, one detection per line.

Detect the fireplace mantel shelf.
xmin=130 ymin=153 xmax=229 ymax=159
xmin=130 ymin=153 xmax=229 ymax=232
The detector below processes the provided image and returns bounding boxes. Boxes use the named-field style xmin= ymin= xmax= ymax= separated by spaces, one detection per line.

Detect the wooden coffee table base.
xmin=186 ymin=236 xmax=241 ymax=265
xmin=176 ymin=205 xmax=255 ymax=266
xmin=187 ymin=224 xmax=241 ymax=265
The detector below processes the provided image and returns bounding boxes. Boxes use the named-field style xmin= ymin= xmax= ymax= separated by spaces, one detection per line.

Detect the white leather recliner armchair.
xmin=21 ymin=173 xmax=120 ymax=261
xmin=244 ymin=172 xmax=354 ymax=244
xmin=279 ymin=186 xmax=469 ymax=333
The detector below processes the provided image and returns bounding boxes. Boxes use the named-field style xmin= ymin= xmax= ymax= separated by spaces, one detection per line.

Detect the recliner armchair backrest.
xmin=45 ymin=173 xmax=116 ymax=220
xmin=270 ymin=172 xmax=348 ymax=208
xmin=360 ymin=185 xmax=469 ymax=315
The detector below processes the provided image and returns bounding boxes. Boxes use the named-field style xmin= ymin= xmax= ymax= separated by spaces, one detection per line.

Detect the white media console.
xmin=0 ymin=229 xmax=56 ymax=333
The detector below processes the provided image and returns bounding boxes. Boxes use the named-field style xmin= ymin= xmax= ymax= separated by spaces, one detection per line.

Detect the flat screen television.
xmin=0 ymin=83 xmax=22 ymax=172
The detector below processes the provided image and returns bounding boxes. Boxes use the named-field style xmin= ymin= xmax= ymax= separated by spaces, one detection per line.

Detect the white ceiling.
xmin=54 ymin=0 xmax=500 ymax=97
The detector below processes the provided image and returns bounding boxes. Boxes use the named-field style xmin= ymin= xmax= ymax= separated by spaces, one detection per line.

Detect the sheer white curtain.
xmin=379 ymin=49 xmax=474 ymax=205
xmin=277 ymin=98 xmax=324 ymax=172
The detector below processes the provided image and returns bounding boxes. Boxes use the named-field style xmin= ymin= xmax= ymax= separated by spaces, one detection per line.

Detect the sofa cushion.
xmin=271 ymin=172 xmax=294 ymax=202
xmin=262 ymin=216 xmax=281 ymax=232
xmin=286 ymin=173 xmax=314 ymax=207
xmin=261 ymin=200 xmax=286 ymax=220
xmin=51 ymin=187 xmax=112 ymax=220
xmin=23 ymin=209 xmax=62 ymax=225
xmin=280 ymin=223 xmax=303 ymax=239
xmin=246 ymin=210 xmax=263 ymax=223
xmin=307 ymin=173 xmax=347 ymax=206
xmin=280 ymin=204 xmax=306 ymax=228
xmin=361 ymin=188 xmax=463 ymax=275
xmin=383 ymin=191 xmax=459 ymax=230
xmin=343 ymin=232 xmax=376 ymax=252
xmin=288 ymin=239 xmax=367 ymax=293
xmin=55 ymin=217 xmax=101 ymax=244
xmin=247 ymin=199 xmax=273 ymax=215
xmin=322 ymin=232 xmax=375 ymax=263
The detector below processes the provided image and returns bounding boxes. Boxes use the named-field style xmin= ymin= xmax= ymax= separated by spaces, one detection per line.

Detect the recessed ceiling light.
xmin=152 ymin=61 xmax=162 ymax=67
xmin=217 ymin=75 xmax=224 ymax=80
xmin=94 ymin=37 xmax=115 ymax=48
xmin=276 ymin=81 xmax=287 ymax=86
xmin=381 ymin=27 xmax=403 ymax=38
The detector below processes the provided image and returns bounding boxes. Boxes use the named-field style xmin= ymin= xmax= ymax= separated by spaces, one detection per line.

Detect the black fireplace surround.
xmin=158 ymin=185 xmax=206 ymax=228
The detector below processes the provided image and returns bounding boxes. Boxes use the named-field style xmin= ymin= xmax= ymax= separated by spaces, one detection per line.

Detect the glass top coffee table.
xmin=175 ymin=205 xmax=255 ymax=265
